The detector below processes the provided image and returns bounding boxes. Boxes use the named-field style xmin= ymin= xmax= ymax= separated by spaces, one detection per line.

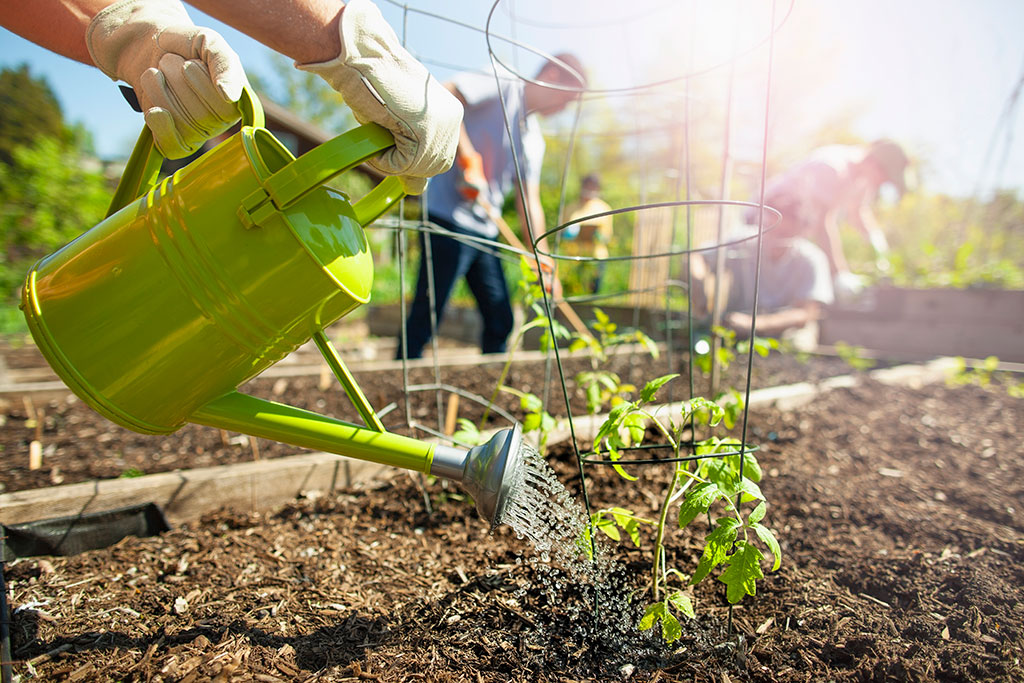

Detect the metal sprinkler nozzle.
xmin=429 ymin=423 xmax=524 ymax=529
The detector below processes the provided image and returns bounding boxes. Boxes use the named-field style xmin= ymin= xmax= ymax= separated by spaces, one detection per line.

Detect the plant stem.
xmin=651 ymin=438 xmax=682 ymax=601
xmin=651 ymin=469 xmax=677 ymax=601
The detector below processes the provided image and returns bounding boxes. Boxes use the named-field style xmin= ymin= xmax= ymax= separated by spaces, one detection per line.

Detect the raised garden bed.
xmin=820 ymin=286 xmax=1024 ymax=363
xmin=1 ymin=328 xmax=1022 ymax=681
xmin=3 ymin=372 xmax=1022 ymax=681
xmin=0 ymin=345 xmax=862 ymax=495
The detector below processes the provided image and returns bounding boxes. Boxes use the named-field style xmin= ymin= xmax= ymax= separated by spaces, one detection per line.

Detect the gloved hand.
xmin=86 ymin=0 xmax=248 ymax=159
xmin=834 ymin=270 xmax=867 ymax=302
xmin=298 ymin=0 xmax=462 ymax=195
xmin=455 ymin=150 xmax=488 ymax=201
xmin=867 ymin=227 xmax=891 ymax=272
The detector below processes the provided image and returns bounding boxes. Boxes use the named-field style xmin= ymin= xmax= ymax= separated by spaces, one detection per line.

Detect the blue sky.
xmin=2 ymin=0 xmax=1022 ymax=199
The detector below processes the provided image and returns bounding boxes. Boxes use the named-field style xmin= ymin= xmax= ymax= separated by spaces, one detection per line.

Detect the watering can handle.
xmin=106 ymin=87 xmax=266 ymax=217
xmin=257 ymin=123 xmax=400 ymax=212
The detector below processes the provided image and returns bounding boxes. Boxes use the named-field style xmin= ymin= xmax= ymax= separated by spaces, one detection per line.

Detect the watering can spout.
xmin=189 ymin=390 xmax=524 ymax=530
xmin=430 ymin=424 xmax=524 ymax=530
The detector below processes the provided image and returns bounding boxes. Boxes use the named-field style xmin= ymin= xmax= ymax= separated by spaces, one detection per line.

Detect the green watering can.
xmin=21 ymin=88 xmax=523 ymax=528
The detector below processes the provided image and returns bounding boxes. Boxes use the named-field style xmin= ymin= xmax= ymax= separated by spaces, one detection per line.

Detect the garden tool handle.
xmin=106 ymin=85 xmax=265 ymax=217
xmin=475 ymin=198 xmax=590 ymax=338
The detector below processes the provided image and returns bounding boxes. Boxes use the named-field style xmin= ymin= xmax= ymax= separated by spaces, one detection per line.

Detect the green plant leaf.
xmin=578 ymin=525 xmax=594 ymax=561
xmin=638 ymin=601 xmax=663 ymax=631
xmin=595 ymin=516 xmax=621 ymax=542
xmin=691 ymin=518 xmax=740 ymax=584
xmin=452 ymin=418 xmax=485 ymax=446
xmin=640 ymin=373 xmax=679 ymax=403
xmin=752 ymin=522 xmax=782 ymax=571
xmin=718 ymin=541 xmax=765 ymax=604
xmin=610 ymin=508 xmax=643 ymax=547
xmin=679 ymin=482 xmax=722 ymax=528
xmin=635 ymin=330 xmax=660 ymax=360
xmin=667 ymin=590 xmax=696 ymax=619
xmin=595 ymin=402 xmax=633 ymax=443
xmin=737 ymin=477 xmax=765 ymax=503
xmin=740 ymin=451 xmax=763 ymax=483
xmin=585 ymin=383 xmax=602 ymax=414
xmin=518 ymin=255 xmax=536 ymax=283
xmin=747 ymin=501 xmax=767 ymax=525
xmin=609 ymin=447 xmax=638 ymax=482
xmin=685 ymin=397 xmax=725 ymax=427
xmin=519 ymin=393 xmax=543 ymax=413
xmin=638 ymin=601 xmax=682 ymax=643
xmin=522 ymin=413 xmax=541 ymax=432
xmin=623 ymin=412 xmax=648 ymax=445
xmin=660 ymin=609 xmax=682 ymax=643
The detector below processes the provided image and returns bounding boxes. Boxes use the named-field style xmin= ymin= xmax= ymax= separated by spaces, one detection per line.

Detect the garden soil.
xmin=2 ymin=351 xmax=1022 ymax=681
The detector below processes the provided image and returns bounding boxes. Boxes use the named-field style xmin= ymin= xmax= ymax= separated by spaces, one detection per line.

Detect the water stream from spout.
xmin=499 ymin=442 xmax=661 ymax=666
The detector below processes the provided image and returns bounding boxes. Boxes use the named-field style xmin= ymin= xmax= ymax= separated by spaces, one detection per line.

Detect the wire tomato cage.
xmin=375 ymin=0 xmax=790 ymax=620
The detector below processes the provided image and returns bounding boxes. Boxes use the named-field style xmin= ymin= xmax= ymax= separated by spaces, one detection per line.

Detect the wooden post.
xmin=443 ymin=394 xmax=460 ymax=436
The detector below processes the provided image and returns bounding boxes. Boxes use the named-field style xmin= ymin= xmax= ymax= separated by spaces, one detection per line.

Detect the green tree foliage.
xmin=0 ymin=64 xmax=68 ymax=166
xmin=0 ymin=134 xmax=109 ymax=312
xmin=1 ymin=65 xmax=108 ymax=331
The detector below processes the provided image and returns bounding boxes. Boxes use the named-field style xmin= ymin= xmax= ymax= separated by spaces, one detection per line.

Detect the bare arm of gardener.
xmin=0 ymin=0 xmax=111 ymax=64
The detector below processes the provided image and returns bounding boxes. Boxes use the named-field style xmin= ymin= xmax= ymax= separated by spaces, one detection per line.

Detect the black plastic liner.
xmin=1 ymin=503 xmax=170 ymax=561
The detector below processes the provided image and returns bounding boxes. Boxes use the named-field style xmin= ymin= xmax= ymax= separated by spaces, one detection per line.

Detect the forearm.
xmin=822 ymin=212 xmax=849 ymax=275
xmin=727 ymin=302 xmax=820 ymax=338
xmin=187 ymin=0 xmax=344 ymax=63
xmin=856 ymin=205 xmax=889 ymax=256
xmin=0 ymin=0 xmax=113 ymax=65
xmin=515 ymin=181 xmax=547 ymax=249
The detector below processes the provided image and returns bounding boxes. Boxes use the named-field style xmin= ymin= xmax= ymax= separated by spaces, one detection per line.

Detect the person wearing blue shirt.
xmin=399 ymin=54 xmax=585 ymax=359
xmin=691 ymin=193 xmax=835 ymax=349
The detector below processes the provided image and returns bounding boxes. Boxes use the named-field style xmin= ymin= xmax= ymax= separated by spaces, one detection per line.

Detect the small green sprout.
xmin=834 ymin=341 xmax=877 ymax=371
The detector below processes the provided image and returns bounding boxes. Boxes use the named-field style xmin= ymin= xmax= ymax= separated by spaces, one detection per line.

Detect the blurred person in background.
xmin=562 ymin=173 xmax=613 ymax=294
xmin=749 ymin=139 xmax=910 ymax=300
xmin=692 ymin=193 xmax=834 ymax=350
xmin=398 ymin=54 xmax=585 ymax=359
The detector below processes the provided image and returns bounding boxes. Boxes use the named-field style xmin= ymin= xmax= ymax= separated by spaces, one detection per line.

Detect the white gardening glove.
xmin=834 ymin=271 xmax=867 ymax=303
xmin=297 ymin=0 xmax=462 ymax=195
xmin=867 ymin=227 xmax=891 ymax=273
xmin=86 ymin=0 xmax=248 ymax=159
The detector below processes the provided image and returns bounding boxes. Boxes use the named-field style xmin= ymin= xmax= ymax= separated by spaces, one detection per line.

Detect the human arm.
xmin=515 ymin=180 xmax=562 ymax=299
xmin=187 ymin=0 xmax=345 ymax=64
xmin=2 ymin=0 xmax=248 ymax=159
xmin=284 ymin=0 xmax=462 ymax=194
xmin=724 ymin=301 xmax=821 ymax=338
xmin=835 ymin=183 xmax=891 ymax=272
xmin=819 ymin=208 xmax=850 ymax=277
xmin=0 ymin=1 xmax=108 ymax=65
xmin=3 ymin=0 xmax=461 ymax=189
xmin=850 ymin=203 xmax=891 ymax=272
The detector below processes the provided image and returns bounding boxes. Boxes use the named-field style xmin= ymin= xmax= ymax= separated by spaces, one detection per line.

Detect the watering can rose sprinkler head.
xmin=429 ymin=423 xmax=525 ymax=530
